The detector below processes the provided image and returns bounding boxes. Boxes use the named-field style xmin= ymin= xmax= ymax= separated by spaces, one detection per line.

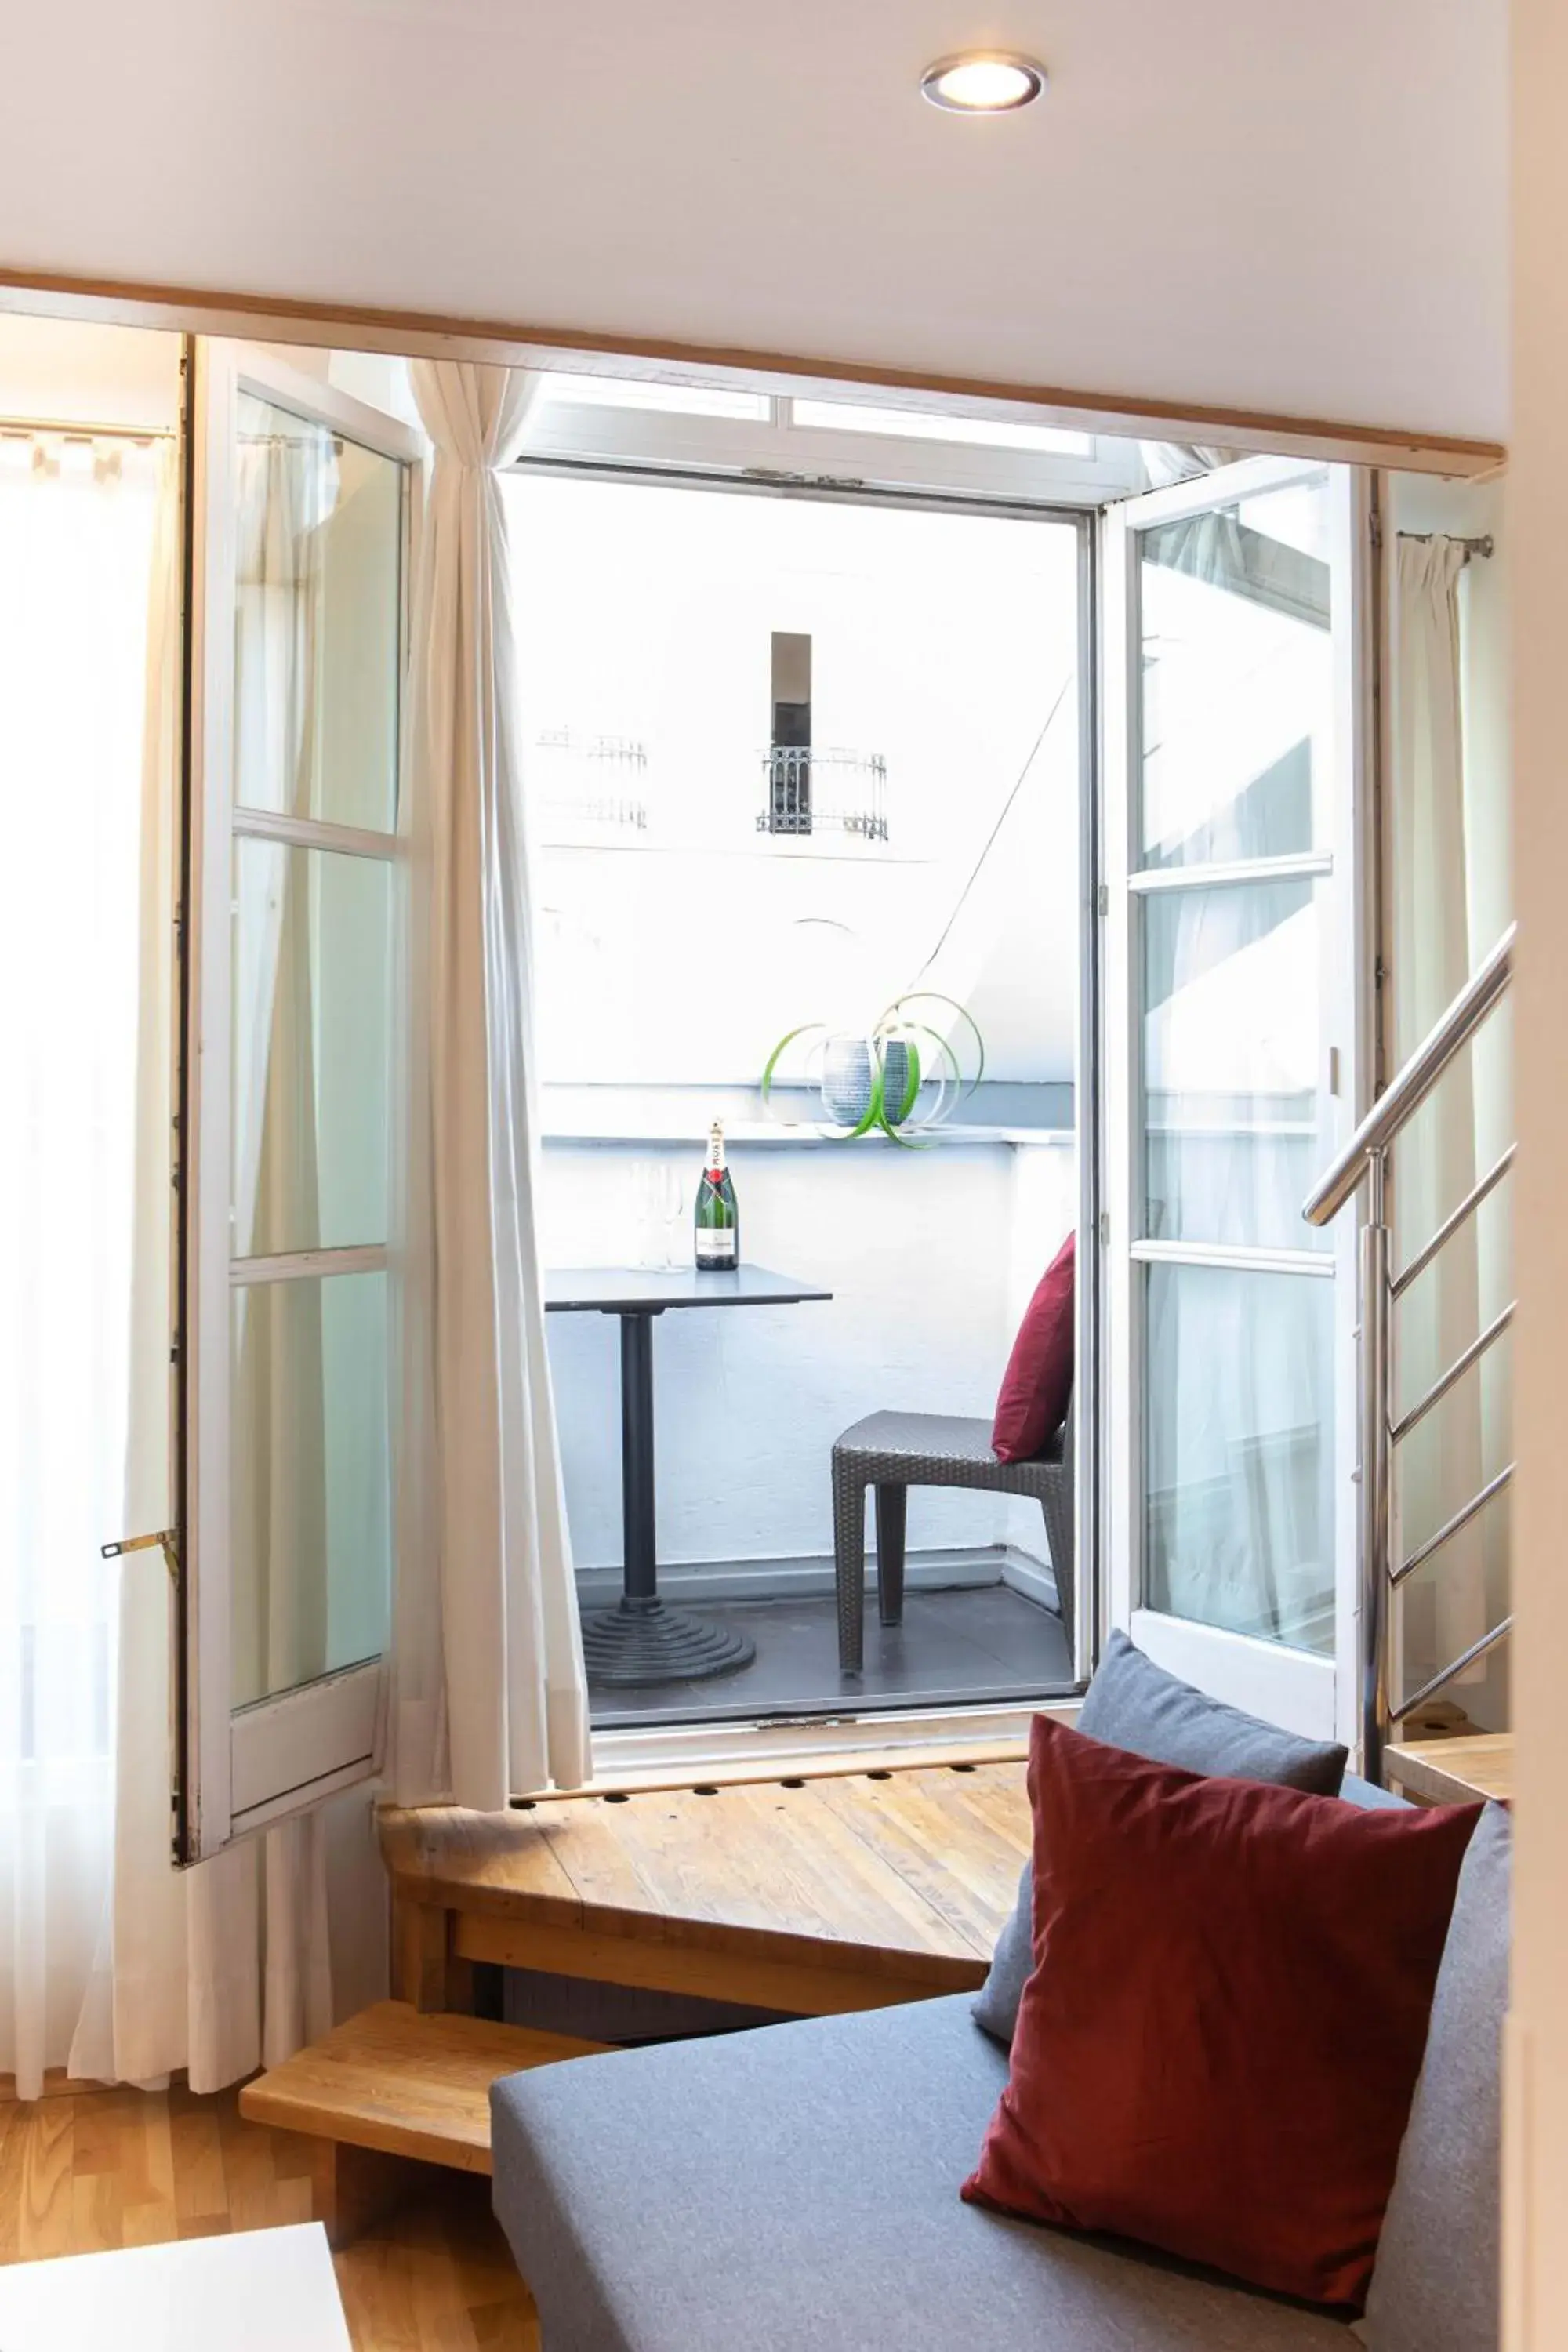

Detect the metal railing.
xmin=532 ymin=731 xmax=650 ymax=833
xmin=1303 ymin=921 xmax=1515 ymax=1778
xmin=758 ymin=746 xmax=889 ymax=841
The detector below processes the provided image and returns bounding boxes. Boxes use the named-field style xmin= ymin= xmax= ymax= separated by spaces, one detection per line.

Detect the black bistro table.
xmin=544 ymin=1264 xmax=833 ymax=1688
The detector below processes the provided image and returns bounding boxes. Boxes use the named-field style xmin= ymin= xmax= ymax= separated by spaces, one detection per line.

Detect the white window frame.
xmin=521 ymin=378 xmax=1145 ymax=506
xmin=504 ymin=437 xmax=1103 ymax=1749
xmin=1099 ymin=455 xmax=1374 ymax=1751
xmin=180 ymin=340 xmax=423 ymax=1860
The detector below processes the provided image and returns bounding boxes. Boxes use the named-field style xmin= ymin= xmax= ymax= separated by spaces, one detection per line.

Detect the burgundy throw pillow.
xmin=993 ymin=1231 xmax=1074 ymax=1463
xmin=963 ymin=1716 xmax=1479 ymax=2309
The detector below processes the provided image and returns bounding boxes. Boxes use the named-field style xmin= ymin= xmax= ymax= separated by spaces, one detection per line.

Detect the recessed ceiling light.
xmin=920 ymin=52 xmax=1046 ymax=114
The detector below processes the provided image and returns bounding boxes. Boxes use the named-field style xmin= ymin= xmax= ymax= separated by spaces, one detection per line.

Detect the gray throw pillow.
xmin=1361 ymin=1801 xmax=1509 ymax=2352
xmin=971 ymin=1631 xmax=1351 ymax=2045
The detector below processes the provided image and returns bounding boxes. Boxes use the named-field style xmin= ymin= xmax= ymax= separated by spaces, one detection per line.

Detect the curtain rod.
xmin=1397 ymin=529 xmax=1494 ymax=559
xmin=0 ymin=416 xmax=176 ymax=443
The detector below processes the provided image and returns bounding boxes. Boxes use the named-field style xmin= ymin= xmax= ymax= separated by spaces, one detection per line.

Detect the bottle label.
xmin=695 ymin=1230 xmax=735 ymax=1265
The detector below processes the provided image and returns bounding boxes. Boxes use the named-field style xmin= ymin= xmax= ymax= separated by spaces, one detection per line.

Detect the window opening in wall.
xmin=506 ymin=444 xmax=1091 ymax=1739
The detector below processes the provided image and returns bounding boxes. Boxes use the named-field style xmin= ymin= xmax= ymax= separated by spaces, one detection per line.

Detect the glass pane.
xmin=233 ymin=391 xmax=401 ymax=831
xmin=1141 ymin=878 xmax=1327 ymax=1250
xmin=1144 ymin=1261 xmax=1334 ymax=1654
xmin=535 ymin=371 xmax=768 ymax=421
xmin=1138 ymin=474 xmax=1332 ymax=869
xmin=791 ymin=397 xmax=1092 ymax=456
xmin=508 ymin=470 xmax=1080 ymax=1095
xmin=232 ymin=840 xmax=391 ymax=1258
xmin=230 ymin=1272 xmax=390 ymax=1708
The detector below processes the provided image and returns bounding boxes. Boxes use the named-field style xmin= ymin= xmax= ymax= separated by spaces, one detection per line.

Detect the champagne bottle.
xmin=694 ymin=1120 xmax=739 ymax=1271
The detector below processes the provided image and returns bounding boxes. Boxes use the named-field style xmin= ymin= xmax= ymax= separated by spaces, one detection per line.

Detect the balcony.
xmin=758 ymin=746 xmax=889 ymax=843
xmin=538 ymin=1110 xmax=1077 ymax=1730
xmin=511 ymin=456 xmax=1084 ymax=1733
xmin=532 ymin=729 xmax=649 ymax=839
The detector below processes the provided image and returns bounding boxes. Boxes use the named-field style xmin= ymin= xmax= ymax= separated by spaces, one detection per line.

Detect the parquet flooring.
xmin=0 ymin=2081 xmax=537 ymax=2349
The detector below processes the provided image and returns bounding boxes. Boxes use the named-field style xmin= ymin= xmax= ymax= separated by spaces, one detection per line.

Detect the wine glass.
xmin=655 ymin=1166 xmax=686 ymax=1269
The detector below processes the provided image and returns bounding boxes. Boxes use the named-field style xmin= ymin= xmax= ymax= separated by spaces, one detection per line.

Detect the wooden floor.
xmin=381 ymin=1756 xmax=1033 ymax=2019
xmin=0 ymin=2082 xmax=537 ymax=2350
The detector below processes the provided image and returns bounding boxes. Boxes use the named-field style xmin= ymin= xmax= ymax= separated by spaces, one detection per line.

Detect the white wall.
xmin=0 ymin=1 xmax=1505 ymax=441
xmin=1508 ymin=2 xmax=1568 ymax=2339
xmin=539 ymin=1136 xmax=1076 ymax=1579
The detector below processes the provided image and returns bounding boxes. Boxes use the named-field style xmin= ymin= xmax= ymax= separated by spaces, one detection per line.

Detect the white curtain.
xmin=0 ymin=433 xmax=159 ymax=2097
xmin=394 ymin=361 xmax=590 ymax=1814
xmin=60 ymin=437 xmax=332 ymax=2099
xmin=1138 ymin=441 xmax=1238 ymax=492
xmin=1392 ymin=536 xmax=1488 ymax=1690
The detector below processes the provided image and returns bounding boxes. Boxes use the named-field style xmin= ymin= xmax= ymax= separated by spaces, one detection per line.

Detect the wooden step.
xmin=1385 ymin=1733 xmax=1513 ymax=1809
xmin=239 ymin=2001 xmax=608 ymax=2243
xmin=241 ymin=2000 xmax=608 ymax=2172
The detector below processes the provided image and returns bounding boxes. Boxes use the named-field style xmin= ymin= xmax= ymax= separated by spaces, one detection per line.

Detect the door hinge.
xmin=1097 ymin=883 xmax=1109 ymax=917
xmin=1370 ymin=508 xmax=1385 ymax=553
xmin=1099 ymin=1210 xmax=1110 ymax=1245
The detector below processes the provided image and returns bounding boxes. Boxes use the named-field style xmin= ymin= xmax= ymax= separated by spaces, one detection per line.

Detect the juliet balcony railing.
xmin=758 ymin=746 xmax=889 ymax=842
xmin=533 ymin=730 xmax=650 ymax=833
xmin=1303 ymin=924 xmax=1515 ymax=1777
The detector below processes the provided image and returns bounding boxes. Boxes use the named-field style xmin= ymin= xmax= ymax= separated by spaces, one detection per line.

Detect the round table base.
xmin=580 ymin=1597 xmax=756 ymax=1688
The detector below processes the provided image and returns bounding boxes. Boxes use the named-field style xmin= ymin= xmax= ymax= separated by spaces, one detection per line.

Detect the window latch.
xmin=102 ymin=1528 xmax=180 ymax=1577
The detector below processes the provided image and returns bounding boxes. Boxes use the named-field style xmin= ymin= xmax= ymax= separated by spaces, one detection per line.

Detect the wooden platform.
xmin=379 ymin=1759 xmax=1032 ymax=2020
xmin=239 ymin=2002 xmax=608 ymax=2246
xmin=1385 ymin=1733 xmax=1513 ymax=1809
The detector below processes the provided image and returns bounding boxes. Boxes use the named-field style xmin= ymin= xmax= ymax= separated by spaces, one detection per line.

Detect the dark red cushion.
xmin=963 ymin=1715 xmax=1480 ymax=2308
xmin=992 ymin=1231 xmax=1074 ymax=1463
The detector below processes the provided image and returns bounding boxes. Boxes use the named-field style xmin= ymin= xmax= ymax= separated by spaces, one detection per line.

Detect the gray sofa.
xmin=492 ymin=1650 xmax=1506 ymax=2352
xmin=492 ymin=1991 xmax=1357 ymax=2351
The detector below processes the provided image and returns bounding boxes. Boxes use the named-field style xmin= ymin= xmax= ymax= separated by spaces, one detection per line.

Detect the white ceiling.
xmin=0 ymin=0 xmax=1508 ymax=441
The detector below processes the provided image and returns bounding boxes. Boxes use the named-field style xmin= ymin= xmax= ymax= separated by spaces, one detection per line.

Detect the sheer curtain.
xmin=1391 ymin=536 xmax=1489 ymax=1693
xmin=393 ymin=361 xmax=590 ymax=1813
xmin=0 ymin=432 xmax=162 ymax=2096
xmin=62 ymin=431 xmax=332 ymax=2099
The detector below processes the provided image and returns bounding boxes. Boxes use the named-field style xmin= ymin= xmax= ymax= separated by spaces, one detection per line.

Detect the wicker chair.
xmin=831 ymin=1392 xmax=1074 ymax=1672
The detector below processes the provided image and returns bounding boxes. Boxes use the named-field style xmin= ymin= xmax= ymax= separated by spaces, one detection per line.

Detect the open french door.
xmin=179 ymin=341 xmax=423 ymax=1859
xmin=1100 ymin=456 xmax=1373 ymax=1748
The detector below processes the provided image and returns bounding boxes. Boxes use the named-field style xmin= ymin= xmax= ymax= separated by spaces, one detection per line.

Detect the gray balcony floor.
xmin=586 ymin=1577 xmax=1074 ymax=1729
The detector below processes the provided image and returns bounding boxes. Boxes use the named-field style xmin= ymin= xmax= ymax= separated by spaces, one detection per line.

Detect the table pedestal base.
xmin=580 ymin=1597 xmax=756 ymax=1688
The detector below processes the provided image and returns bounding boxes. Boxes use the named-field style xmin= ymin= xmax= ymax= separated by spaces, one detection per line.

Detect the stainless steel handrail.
xmin=1304 ymin=923 xmax=1515 ymax=1228
xmin=1301 ymin=924 xmax=1515 ymax=1779
xmin=1391 ymin=1145 xmax=1515 ymax=1300
xmin=1391 ymin=1613 xmax=1514 ymax=1725
xmin=1389 ymin=1302 xmax=1516 ymax=1447
xmin=1392 ymin=1463 xmax=1515 ymax=1588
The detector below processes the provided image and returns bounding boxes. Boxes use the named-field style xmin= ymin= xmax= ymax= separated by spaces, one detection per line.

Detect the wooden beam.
xmin=0 ymin=264 xmax=1505 ymax=478
xmin=452 ymin=1912 xmax=983 ymax=2016
xmin=392 ymin=1895 xmax=454 ymax=2014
